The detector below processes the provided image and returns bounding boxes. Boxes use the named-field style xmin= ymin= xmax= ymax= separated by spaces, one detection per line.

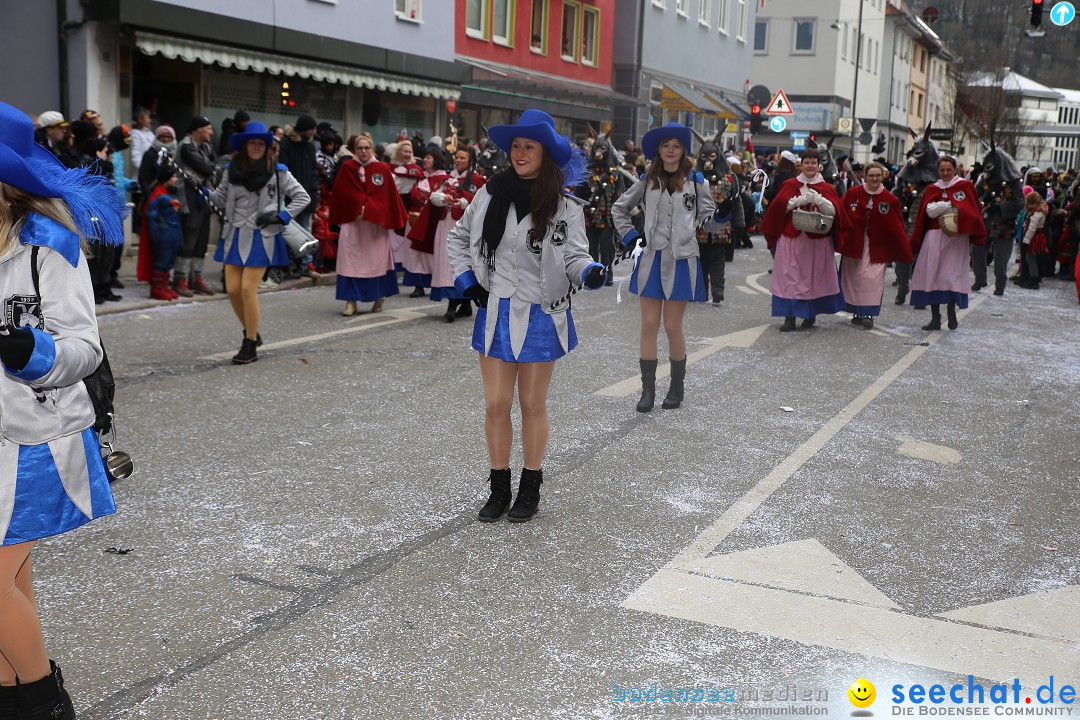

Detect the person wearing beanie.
xmin=279 ymin=115 xmax=322 ymax=270
xmin=138 ymin=124 xmax=177 ymax=193
xmin=173 ymin=116 xmax=217 ymax=296
xmin=139 ymin=163 xmax=184 ymax=300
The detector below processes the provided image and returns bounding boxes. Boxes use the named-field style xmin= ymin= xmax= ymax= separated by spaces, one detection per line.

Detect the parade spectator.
xmin=758 ymin=147 xmax=849 ymax=332
xmin=211 ymin=121 xmax=309 ymax=364
xmin=78 ymin=110 xmax=105 ymax=137
xmin=35 ymin=112 xmax=80 ymax=169
xmin=80 ymin=136 xmax=122 ymax=305
xmin=0 ymin=101 xmax=124 ymax=720
xmin=612 ymin=123 xmax=715 ymax=412
xmin=1016 ymin=190 xmax=1048 ymax=290
xmin=130 ymin=108 xmax=154 ymax=173
xmin=279 ymin=115 xmax=321 ymax=230
xmin=139 ymin=163 xmax=183 ymax=300
xmin=217 ymin=109 xmax=250 ymax=157
xmin=447 ymin=109 xmax=602 ymax=523
xmin=329 ymin=132 xmax=406 ymax=316
xmin=425 ymin=146 xmax=484 ymax=321
xmin=106 ymin=125 xmax=136 ymax=201
xmin=137 ymin=125 xmax=176 ymax=193
xmin=174 ymin=116 xmax=216 ymax=296
xmin=909 ymin=156 xmax=987 ymax=331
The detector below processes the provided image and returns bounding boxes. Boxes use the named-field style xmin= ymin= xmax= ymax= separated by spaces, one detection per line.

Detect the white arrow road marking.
xmin=940 ymin=587 xmax=1080 ymax=644
xmin=593 ymin=324 xmax=771 ymax=398
xmin=746 ymin=271 xmax=772 ymax=295
xmin=896 ymin=436 xmax=963 ymax=464
xmin=736 ymin=286 xmax=758 ymax=295
xmin=199 ymin=307 xmax=439 ymax=361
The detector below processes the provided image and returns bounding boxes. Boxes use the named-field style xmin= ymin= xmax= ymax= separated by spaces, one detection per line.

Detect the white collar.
xmin=798 ymin=173 xmax=824 ymax=185
xmin=934 ymin=176 xmax=962 ymax=190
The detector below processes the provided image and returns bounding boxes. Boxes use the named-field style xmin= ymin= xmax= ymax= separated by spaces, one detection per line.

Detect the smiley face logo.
xmin=848 ymin=678 xmax=876 ymax=709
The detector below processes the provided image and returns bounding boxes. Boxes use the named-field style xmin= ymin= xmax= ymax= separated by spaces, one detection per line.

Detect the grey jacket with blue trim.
xmin=0 ymin=213 xmax=100 ymax=445
xmin=612 ymin=172 xmax=716 ymax=258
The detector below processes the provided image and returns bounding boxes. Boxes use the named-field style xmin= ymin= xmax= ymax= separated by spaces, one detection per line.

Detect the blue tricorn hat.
xmin=229 ymin=120 xmax=276 ymax=153
xmin=0 ymin=102 xmax=67 ymax=198
xmin=488 ymin=109 xmax=572 ymax=166
xmin=641 ymin=122 xmax=694 ymax=160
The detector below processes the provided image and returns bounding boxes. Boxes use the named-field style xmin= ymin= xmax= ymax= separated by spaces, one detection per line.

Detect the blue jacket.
xmin=146 ymin=193 xmax=184 ymax=247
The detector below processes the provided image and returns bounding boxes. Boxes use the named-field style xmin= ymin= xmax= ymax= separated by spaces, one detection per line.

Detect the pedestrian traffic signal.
xmin=1032 ymin=0 xmax=1044 ymax=27
xmin=750 ymin=105 xmax=763 ymax=134
xmin=808 ymin=133 xmax=816 ymax=144
xmin=872 ymin=132 xmax=886 ymax=154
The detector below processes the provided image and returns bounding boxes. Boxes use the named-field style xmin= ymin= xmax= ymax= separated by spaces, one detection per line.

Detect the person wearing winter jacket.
xmin=137 ymin=125 xmax=176 ymax=193
xmin=1016 ymin=190 xmax=1048 ymax=290
xmin=174 ymin=116 xmax=217 ymax=297
xmin=140 ymin=164 xmax=184 ymax=301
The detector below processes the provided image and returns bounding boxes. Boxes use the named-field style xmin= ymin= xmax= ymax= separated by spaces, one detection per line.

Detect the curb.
xmin=95 ymin=273 xmax=338 ymax=316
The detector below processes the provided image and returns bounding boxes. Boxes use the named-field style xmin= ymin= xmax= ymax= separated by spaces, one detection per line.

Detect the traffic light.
xmin=750 ymin=105 xmax=763 ymax=134
xmin=1032 ymin=0 xmax=1044 ymax=27
xmin=808 ymin=133 xmax=816 ymax=145
xmin=872 ymin=132 xmax=886 ymax=154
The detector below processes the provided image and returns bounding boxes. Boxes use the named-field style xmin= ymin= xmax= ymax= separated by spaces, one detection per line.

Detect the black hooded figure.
xmin=976 ymin=145 xmax=1024 ymax=294
xmin=572 ymin=125 xmax=629 ymax=284
xmin=694 ymin=131 xmax=745 ymax=304
xmin=893 ymin=123 xmax=940 ymax=304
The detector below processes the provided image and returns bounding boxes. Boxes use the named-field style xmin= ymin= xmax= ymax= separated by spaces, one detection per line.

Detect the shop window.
xmin=394 ymin=0 xmax=421 ymax=21
xmin=530 ymin=0 xmax=548 ymax=53
xmin=582 ymin=6 xmax=600 ymax=66
xmin=492 ymin=0 xmax=513 ymax=46
xmin=562 ymin=0 xmax=580 ymax=62
xmin=466 ymin=0 xmax=487 ymax=39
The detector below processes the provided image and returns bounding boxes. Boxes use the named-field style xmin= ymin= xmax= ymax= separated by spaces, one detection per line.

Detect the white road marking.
xmin=745 ymin=271 xmax=771 ymax=295
xmin=574 ymin=309 xmax=618 ymax=323
xmin=940 ymin=586 xmax=1080 ymax=644
xmin=736 ymin=286 xmax=758 ymax=295
xmin=897 ymin=436 xmax=963 ymax=464
xmin=593 ymin=324 xmax=771 ymax=398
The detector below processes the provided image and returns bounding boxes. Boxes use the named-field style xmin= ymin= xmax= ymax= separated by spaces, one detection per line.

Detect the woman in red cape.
xmin=329 ymin=132 xmax=407 ymax=316
xmin=759 ymin=147 xmax=850 ymax=332
xmin=840 ymin=162 xmax=914 ymax=329
xmin=909 ymin=156 xmax=986 ymax=330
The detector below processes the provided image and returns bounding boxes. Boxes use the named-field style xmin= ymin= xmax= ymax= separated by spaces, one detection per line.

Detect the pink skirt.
xmin=337 ymin=219 xmax=395 ymax=280
xmin=429 ymin=215 xmax=457 ymax=289
xmin=771 ymin=231 xmax=840 ymax=300
xmin=841 ymin=234 xmax=887 ymax=306
xmin=911 ymin=229 xmax=970 ymax=295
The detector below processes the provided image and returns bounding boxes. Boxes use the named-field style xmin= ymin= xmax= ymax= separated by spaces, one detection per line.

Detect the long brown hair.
xmin=233 ymin=141 xmax=278 ymax=174
xmin=646 ymin=148 xmax=693 ymax=193
xmin=530 ymin=149 xmax=564 ymax=238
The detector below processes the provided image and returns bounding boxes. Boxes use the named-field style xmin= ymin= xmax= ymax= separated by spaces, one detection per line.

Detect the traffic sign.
xmin=765 ymin=89 xmax=794 ymax=115
xmin=1051 ymin=1 xmax=1076 ymax=25
xmin=769 ymin=116 xmax=787 ymax=133
xmin=837 ymin=117 xmax=854 ymax=133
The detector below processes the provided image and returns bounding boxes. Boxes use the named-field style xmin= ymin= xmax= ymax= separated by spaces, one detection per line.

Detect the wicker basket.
xmin=792 ymin=209 xmax=834 ymax=234
xmin=940 ymin=209 xmax=959 ymax=235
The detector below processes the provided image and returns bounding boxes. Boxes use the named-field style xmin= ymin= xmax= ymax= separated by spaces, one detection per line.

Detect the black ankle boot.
xmin=232 ymin=338 xmax=258 ymax=365
xmin=18 ymin=661 xmax=74 ymax=720
xmin=478 ymin=469 xmax=512 ymax=522
xmin=508 ymin=468 xmax=543 ymax=523
xmin=662 ymin=357 xmax=686 ymax=409
xmin=779 ymin=316 xmax=797 ymax=332
xmin=947 ymin=302 xmax=958 ymax=330
xmin=637 ymin=359 xmax=657 ymax=413
xmin=800 ymin=316 xmax=816 ymax=329
xmin=922 ymin=305 xmax=941 ymax=331
xmin=0 ymin=684 xmax=16 ymax=720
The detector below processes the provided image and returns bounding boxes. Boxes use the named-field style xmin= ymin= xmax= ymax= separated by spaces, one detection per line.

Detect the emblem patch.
xmin=879 ymin=202 xmax=890 ymax=215
xmin=5 ymin=295 xmax=43 ymax=330
xmin=267 ymin=182 xmax=276 ymax=200
xmin=526 ymin=228 xmax=542 ymax=254
xmin=683 ymin=193 xmax=696 ymax=211
xmin=550 ymin=220 xmax=568 ymax=246
xmin=953 ymin=191 xmax=966 ymax=201
xmin=372 ymin=173 xmax=384 ymax=187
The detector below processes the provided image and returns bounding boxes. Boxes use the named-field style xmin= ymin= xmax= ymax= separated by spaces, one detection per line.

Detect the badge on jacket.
xmin=550 ymin=220 xmax=567 ymax=246
xmin=526 ymin=228 xmax=542 ymax=254
xmin=953 ymin=191 xmax=966 ymax=202
xmin=879 ymin=202 xmax=890 ymax=215
xmin=5 ymin=295 xmax=43 ymax=330
xmin=683 ymin=194 xmax=696 ymax=211
xmin=372 ymin=173 xmax=384 ymax=187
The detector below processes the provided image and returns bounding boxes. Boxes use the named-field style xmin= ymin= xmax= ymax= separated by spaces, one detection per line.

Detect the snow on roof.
xmin=1056 ymin=87 xmax=1080 ymax=106
xmin=967 ymin=70 xmax=1063 ymax=98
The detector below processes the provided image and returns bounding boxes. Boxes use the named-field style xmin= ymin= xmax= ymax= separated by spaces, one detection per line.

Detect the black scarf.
xmin=481 ymin=169 xmax=535 ymax=270
xmin=228 ymin=161 xmax=274 ymax=193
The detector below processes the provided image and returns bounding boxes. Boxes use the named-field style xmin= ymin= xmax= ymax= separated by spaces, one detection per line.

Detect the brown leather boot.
xmin=191 ymin=274 xmax=215 ymax=295
xmin=172 ymin=275 xmax=195 ymax=298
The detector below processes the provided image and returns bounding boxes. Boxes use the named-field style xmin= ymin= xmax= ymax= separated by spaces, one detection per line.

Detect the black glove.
xmin=255 ymin=211 xmax=281 ymax=228
xmin=583 ymin=265 xmax=606 ymax=289
xmin=0 ymin=324 xmax=36 ymax=372
xmin=463 ymin=284 xmax=489 ymax=309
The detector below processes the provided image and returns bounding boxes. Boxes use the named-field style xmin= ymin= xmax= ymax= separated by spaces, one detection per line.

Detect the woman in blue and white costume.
xmin=612 ymin=123 xmax=714 ymax=414
xmin=0 ymin=100 xmax=126 ymax=720
xmin=447 ymin=109 xmax=604 ymax=524
xmin=211 ymin=121 xmax=310 ymax=365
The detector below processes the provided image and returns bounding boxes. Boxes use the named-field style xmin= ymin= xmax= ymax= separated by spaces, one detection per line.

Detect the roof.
xmin=967 ymin=70 xmax=1063 ymax=100
xmin=1056 ymin=87 xmax=1080 ymax=106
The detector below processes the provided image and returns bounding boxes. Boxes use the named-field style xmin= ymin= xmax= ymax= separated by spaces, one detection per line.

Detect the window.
xmin=753 ymin=19 xmax=768 ymax=52
xmin=850 ymin=27 xmax=857 ymax=63
xmin=562 ymin=0 xmax=580 ymax=61
xmin=394 ymin=0 xmax=421 ymax=21
xmin=736 ymin=0 xmax=747 ymax=41
xmin=677 ymin=0 xmax=689 ymax=15
xmin=718 ymin=0 xmax=729 ymax=33
xmin=582 ymin=6 xmax=599 ymax=66
xmin=841 ymin=23 xmax=847 ymax=59
xmin=699 ymin=0 xmax=711 ymax=26
xmin=492 ymin=0 xmax=513 ymax=45
xmin=466 ymin=0 xmax=487 ymax=38
xmin=793 ymin=18 xmax=815 ymax=53
xmin=530 ymin=0 xmax=547 ymax=53
xmin=652 ymin=0 xmax=666 ymax=7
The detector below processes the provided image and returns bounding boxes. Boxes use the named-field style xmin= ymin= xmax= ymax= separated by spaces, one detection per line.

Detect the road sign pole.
xmin=850 ymin=0 xmax=865 ymax=162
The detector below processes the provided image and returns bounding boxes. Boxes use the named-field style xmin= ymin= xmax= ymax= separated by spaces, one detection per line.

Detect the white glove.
xmin=429 ymin=191 xmax=448 ymax=207
xmin=787 ymin=194 xmax=810 ymax=211
xmin=926 ymin=201 xmax=952 ymax=219
xmin=805 ymin=189 xmax=825 ymax=206
xmin=456 ymin=198 xmax=469 ymax=210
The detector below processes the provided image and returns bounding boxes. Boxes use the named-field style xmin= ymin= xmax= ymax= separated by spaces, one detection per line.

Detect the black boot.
xmin=947 ymin=302 xmax=958 ymax=330
xmin=662 ymin=357 xmax=686 ymax=409
xmin=779 ymin=316 xmax=797 ymax=332
xmin=0 ymin=684 xmax=15 ymax=720
xmin=455 ymin=300 xmax=472 ymax=318
xmin=17 ymin=661 xmax=74 ymax=720
xmin=636 ymin=359 xmax=657 ymax=413
xmin=922 ymin=304 xmax=942 ymax=331
xmin=409 ymin=286 xmax=426 ymax=298
xmin=800 ymin=316 xmax=816 ymax=329
xmin=477 ymin=468 xmax=512 ymax=522
xmin=507 ymin=468 xmax=543 ymax=523
xmin=444 ymin=300 xmax=457 ymax=323
xmin=232 ymin=337 xmax=258 ymax=365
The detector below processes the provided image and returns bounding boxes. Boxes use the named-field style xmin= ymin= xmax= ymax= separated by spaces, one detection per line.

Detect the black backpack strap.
xmin=30 ymin=245 xmax=40 ymax=297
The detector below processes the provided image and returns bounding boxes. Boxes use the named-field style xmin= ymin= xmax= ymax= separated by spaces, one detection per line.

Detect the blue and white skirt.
xmin=1 ymin=427 xmax=116 ymax=545
xmin=630 ymin=249 xmax=707 ymax=301
xmin=472 ymin=297 xmax=577 ymax=363
xmin=214 ymin=227 xmax=290 ymax=268
xmin=336 ymin=271 xmax=400 ymax=302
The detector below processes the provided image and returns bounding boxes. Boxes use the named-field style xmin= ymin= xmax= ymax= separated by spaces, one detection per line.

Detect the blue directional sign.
xmin=769 ymin=115 xmax=787 ymax=133
xmin=1051 ymin=1 xmax=1075 ymax=25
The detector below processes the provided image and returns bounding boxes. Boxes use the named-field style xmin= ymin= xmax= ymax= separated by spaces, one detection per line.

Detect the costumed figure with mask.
xmin=759 ymin=147 xmax=850 ymax=332
xmin=0 ymin=100 xmax=127 ymax=720
xmin=573 ymin=125 xmax=630 ymax=286
xmin=840 ymin=161 xmax=913 ymax=328
xmin=446 ymin=109 xmax=602 ymax=524
xmin=893 ymin=125 xmax=940 ymax=304
xmin=693 ymin=132 xmax=745 ymax=304
xmin=329 ymin=133 xmax=408 ymax=316
xmin=974 ymin=146 xmax=1023 ymax=296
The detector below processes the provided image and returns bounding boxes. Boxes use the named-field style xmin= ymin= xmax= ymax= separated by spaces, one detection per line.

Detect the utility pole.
xmin=850 ymin=0 xmax=866 ymax=162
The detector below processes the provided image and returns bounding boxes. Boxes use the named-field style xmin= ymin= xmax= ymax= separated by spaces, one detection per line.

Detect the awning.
xmin=135 ymin=31 xmax=460 ymax=101
xmin=661 ymin=81 xmax=743 ymax=121
xmin=459 ymin=57 xmax=641 ymax=109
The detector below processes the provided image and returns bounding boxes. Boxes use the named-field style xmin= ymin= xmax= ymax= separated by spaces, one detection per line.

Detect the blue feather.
xmin=29 ymin=159 xmax=128 ymax=247
xmin=559 ymin=143 xmax=588 ymax=189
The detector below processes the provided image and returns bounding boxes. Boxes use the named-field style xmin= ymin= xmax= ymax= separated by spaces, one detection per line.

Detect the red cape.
xmin=759 ymin=176 xmax=851 ymax=252
xmin=841 ymin=185 xmax=914 ymax=263
xmin=910 ymin=179 xmax=987 ymax=254
xmin=136 ymin=184 xmax=172 ymax=282
xmin=329 ymin=158 xmax=408 ymax=230
xmin=407 ymin=172 xmax=451 ymax=253
xmin=449 ymin=171 xmax=486 ymax=221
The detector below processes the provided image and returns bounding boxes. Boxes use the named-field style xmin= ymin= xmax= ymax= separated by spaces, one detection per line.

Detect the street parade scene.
xmin=0 ymin=0 xmax=1079 ymax=717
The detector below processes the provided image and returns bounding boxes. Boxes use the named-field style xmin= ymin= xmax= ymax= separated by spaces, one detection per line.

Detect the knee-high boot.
xmin=637 ymin=359 xmax=657 ymax=413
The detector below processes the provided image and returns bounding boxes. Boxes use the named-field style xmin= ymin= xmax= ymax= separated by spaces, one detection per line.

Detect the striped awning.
xmin=135 ymin=31 xmax=460 ymax=101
